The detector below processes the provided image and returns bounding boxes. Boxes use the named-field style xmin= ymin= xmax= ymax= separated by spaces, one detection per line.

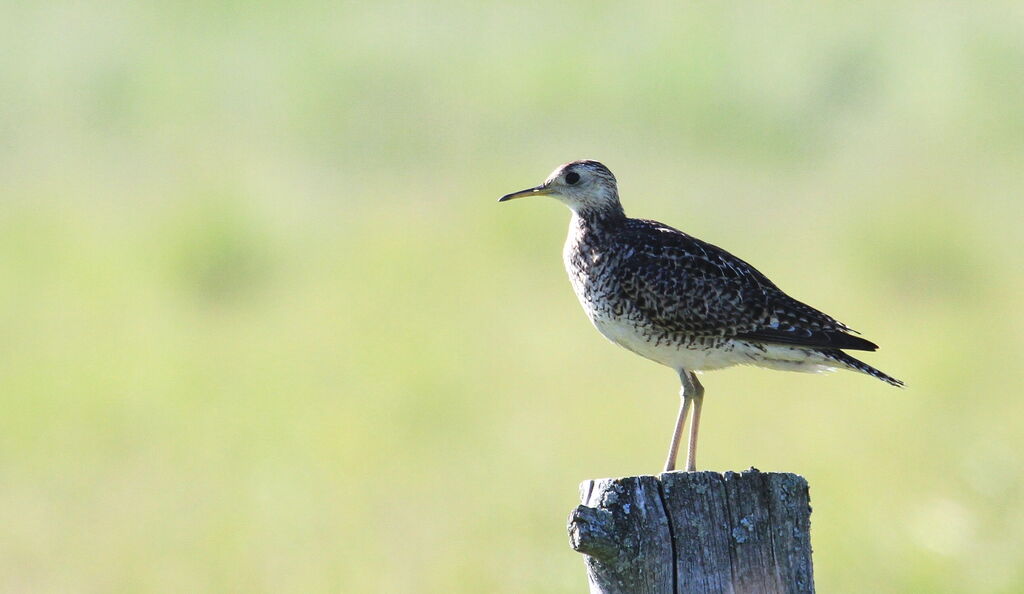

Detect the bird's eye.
xmin=565 ymin=172 xmax=581 ymax=185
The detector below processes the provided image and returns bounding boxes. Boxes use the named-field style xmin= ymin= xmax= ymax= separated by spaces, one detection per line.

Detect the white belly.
xmin=590 ymin=313 xmax=836 ymax=375
xmin=588 ymin=315 xmax=722 ymax=371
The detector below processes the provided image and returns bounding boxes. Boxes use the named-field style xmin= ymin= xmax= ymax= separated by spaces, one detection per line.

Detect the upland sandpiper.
xmin=500 ymin=160 xmax=902 ymax=472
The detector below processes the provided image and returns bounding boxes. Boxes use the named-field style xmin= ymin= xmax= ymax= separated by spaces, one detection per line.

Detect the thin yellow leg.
xmin=684 ymin=373 xmax=705 ymax=472
xmin=664 ymin=393 xmax=692 ymax=472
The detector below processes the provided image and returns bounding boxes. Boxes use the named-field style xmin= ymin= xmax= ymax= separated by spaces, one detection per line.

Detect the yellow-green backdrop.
xmin=2 ymin=2 xmax=1022 ymax=592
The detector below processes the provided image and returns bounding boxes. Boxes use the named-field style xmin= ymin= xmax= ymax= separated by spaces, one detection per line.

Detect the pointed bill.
xmin=498 ymin=185 xmax=553 ymax=202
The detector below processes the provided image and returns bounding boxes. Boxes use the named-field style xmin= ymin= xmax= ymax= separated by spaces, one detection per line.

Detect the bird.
xmin=499 ymin=160 xmax=902 ymax=473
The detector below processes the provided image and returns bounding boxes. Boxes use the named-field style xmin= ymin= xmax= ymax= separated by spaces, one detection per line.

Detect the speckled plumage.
xmin=500 ymin=160 xmax=902 ymax=471
xmin=563 ymin=204 xmax=902 ymax=385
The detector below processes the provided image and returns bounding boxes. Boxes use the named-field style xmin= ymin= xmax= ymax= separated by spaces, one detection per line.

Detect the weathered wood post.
xmin=568 ymin=468 xmax=814 ymax=594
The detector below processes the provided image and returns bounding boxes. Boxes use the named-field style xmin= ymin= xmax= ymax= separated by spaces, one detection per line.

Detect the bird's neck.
xmin=572 ymin=201 xmax=626 ymax=232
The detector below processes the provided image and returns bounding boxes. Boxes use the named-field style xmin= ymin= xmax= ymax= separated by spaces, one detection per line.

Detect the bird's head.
xmin=499 ymin=160 xmax=622 ymax=217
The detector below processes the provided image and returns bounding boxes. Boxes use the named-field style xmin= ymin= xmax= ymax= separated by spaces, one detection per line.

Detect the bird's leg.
xmin=663 ymin=370 xmax=696 ymax=473
xmin=665 ymin=399 xmax=690 ymax=472
xmin=684 ymin=372 xmax=705 ymax=472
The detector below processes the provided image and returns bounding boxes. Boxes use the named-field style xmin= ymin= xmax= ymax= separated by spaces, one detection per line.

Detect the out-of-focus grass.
xmin=1 ymin=2 xmax=1023 ymax=592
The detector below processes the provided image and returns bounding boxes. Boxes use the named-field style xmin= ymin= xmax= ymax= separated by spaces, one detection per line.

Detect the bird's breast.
xmin=563 ymin=234 xmax=619 ymax=316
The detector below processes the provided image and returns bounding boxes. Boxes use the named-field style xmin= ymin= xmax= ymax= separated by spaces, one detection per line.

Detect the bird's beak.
xmin=498 ymin=184 xmax=553 ymax=202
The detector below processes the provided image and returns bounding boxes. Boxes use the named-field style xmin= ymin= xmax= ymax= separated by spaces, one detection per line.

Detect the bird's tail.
xmin=822 ymin=350 xmax=904 ymax=387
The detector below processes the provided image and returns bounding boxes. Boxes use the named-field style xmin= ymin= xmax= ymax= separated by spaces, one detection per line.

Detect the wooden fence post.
xmin=568 ymin=468 xmax=814 ymax=594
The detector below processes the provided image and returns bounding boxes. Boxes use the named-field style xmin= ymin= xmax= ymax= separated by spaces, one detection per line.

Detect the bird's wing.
xmin=618 ymin=220 xmax=877 ymax=351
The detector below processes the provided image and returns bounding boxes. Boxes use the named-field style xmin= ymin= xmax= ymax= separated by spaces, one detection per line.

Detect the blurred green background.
xmin=2 ymin=1 xmax=1023 ymax=592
